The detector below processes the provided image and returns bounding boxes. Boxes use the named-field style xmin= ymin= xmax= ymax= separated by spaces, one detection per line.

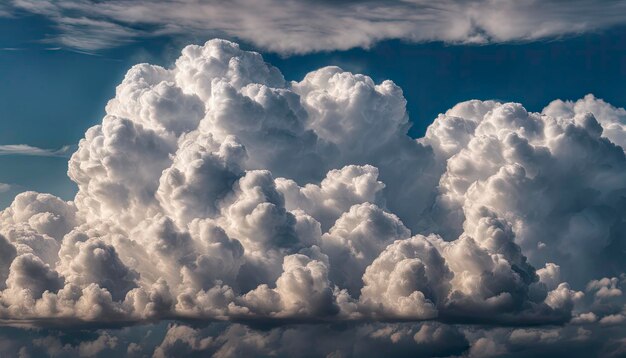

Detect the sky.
xmin=1 ymin=1 xmax=626 ymax=357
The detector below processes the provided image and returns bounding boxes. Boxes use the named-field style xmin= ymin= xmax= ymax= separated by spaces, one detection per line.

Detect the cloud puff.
xmin=543 ymin=94 xmax=626 ymax=149
xmin=426 ymin=98 xmax=626 ymax=287
xmin=0 ymin=39 xmax=624 ymax=342
xmin=7 ymin=1 xmax=626 ymax=53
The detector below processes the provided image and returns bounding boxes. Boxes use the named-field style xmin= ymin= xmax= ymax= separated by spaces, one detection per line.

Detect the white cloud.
xmin=543 ymin=94 xmax=626 ymax=149
xmin=0 ymin=144 xmax=74 ymax=157
xmin=0 ymin=39 xmax=624 ymax=336
xmin=7 ymin=1 xmax=626 ymax=53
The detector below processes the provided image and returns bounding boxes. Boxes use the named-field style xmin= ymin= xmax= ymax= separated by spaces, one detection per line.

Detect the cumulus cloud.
xmin=543 ymin=94 xmax=626 ymax=149
xmin=0 ymin=39 xmax=625 ymax=357
xmin=7 ymin=1 xmax=626 ymax=53
xmin=423 ymin=98 xmax=626 ymax=287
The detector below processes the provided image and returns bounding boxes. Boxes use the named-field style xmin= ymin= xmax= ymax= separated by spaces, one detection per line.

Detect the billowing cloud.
xmin=7 ymin=1 xmax=626 ymax=53
xmin=0 ymin=39 xmax=625 ymax=355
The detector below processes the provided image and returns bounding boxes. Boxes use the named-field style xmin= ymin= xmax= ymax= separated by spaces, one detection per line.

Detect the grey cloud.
xmin=151 ymin=322 xmax=471 ymax=358
xmin=7 ymin=1 xmax=626 ymax=54
xmin=0 ymin=320 xmax=624 ymax=357
xmin=5 ymin=253 xmax=64 ymax=299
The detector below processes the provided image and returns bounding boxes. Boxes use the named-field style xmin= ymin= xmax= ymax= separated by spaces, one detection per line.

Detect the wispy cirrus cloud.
xmin=5 ymin=0 xmax=626 ymax=54
xmin=0 ymin=3 xmax=12 ymax=18
xmin=0 ymin=144 xmax=74 ymax=157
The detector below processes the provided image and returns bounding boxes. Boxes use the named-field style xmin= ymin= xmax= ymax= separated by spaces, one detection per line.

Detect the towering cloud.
xmin=0 ymin=39 xmax=625 ymax=356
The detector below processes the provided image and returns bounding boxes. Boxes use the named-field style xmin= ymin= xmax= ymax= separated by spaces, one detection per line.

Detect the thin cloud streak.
xmin=0 ymin=144 xmax=75 ymax=158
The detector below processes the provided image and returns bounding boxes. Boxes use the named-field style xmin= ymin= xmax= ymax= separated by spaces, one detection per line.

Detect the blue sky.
xmin=3 ymin=12 xmax=626 ymax=208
